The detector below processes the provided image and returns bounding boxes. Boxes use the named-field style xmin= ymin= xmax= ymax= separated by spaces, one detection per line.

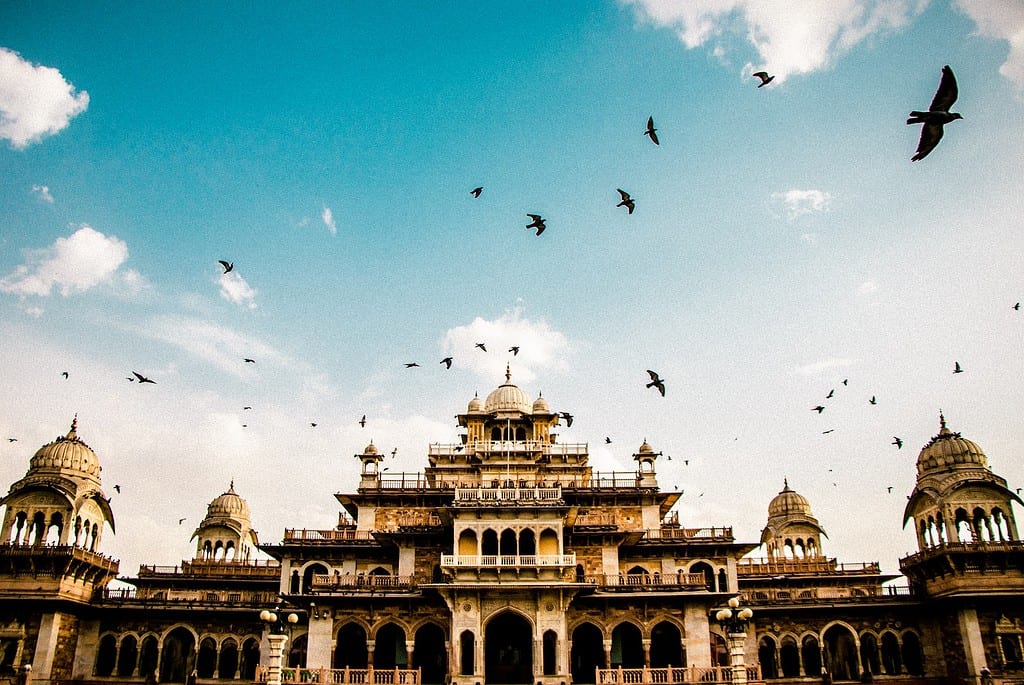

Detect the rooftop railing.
xmin=98 ymin=586 xmax=278 ymax=606
xmin=308 ymin=573 xmax=419 ymax=592
xmin=643 ymin=527 xmax=734 ymax=542
xmin=282 ymin=529 xmax=376 ymax=544
xmin=428 ymin=441 xmax=589 ymax=457
xmin=737 ymin=558 xmax=880 ymax=575
xmin=741 ymin=585 xmax=914 ymax=604
xmin=900 ymin=539 xmax=1024 ymax=566
xmin=138 ymin=559 xmax=280 ymax=577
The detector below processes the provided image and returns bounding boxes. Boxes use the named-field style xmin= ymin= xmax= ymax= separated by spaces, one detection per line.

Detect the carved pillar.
xmin=265 ymin=635 xmax=289 ymax=685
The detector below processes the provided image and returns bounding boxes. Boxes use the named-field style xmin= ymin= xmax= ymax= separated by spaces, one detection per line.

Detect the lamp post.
xmin=260 ymin=606 xmax=299 ymax=685
xmin=715 ymin=596 xmax=754 ymax=685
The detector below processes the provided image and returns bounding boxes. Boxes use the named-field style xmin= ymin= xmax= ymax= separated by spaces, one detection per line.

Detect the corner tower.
xmin=760 ymin=479 xmax=827 ymax=560
xmin=192 ymin=482 xmax=259 ymax=562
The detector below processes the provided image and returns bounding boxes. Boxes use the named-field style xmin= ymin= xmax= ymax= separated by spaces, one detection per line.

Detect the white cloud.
xmin=772 ymin=188 xmax=832 ymax=220
xmin=217 ymin=271 xmax=257 ymax=310
xmin=794 ymin=357 xmax=856 ymax=375
xmin=441 ymin=308 xmax=571 ymax=383
xmin=31 ymin=184 xmax=54 ymax=203
xmin=955 ymin=0 xmax=1024 ymax=90
xmin=0 ymin=225 xmax=132 ymax=297
xmin=623 ymin=1 xmax=925 ymax=82
xmin=321 ymin=206 xmax=337 ymax=235
xmin=140 ymin=315 xmax=285 ymax=377
xmin=0 ymin=47 xmax=89 ymax=149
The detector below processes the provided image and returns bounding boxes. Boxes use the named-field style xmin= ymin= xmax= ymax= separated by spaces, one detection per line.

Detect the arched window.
xmin=117 ymin=635 xmax=139 ymax=677
xmin=481 ymin=529 xmax=499 ymax=555
xmin=611 ymin=623 xmax=643 ymax=668
xmin=499 ymin=528 xmax=517 ymax=555
xmin=780 ymin=636 xmax=800 ymax=677
xmin=718 ymin=568 xmax=728 ymax=592
xmin=572 ymin=623 xmax=605 ymax=684
xmin=302 ymin=563 xmax=328 ymax=593
xmin=139 ymin=635 xmax=159 ymax=680
xmin=650 ymin=621 xmax=685 ymax=668
xmin=240 ymin=638 xmax=260 ymax=680
xmin=460 ymin=630 xmax=475 ymax=676
xmin=374 ymin=624 xmax=408 ymax=668
xmin=824 ymin=625 xmax=859 ymax=681
xmin=197 ymin=637 xmax=217 ymax=678
xmin=95 ymin=634 xmax=117 ymax=677
xmin=458 ymin=529 xmax=478 ymax=556
xmin=881 ymin=632 xmax=901 ymax=675
xmin=219 ymin=639 xmax=240 ymax=679
xmin=860 ymin=633 xmax=881 ymax=675
xmin=802 ymin=636 xmax=821 ymax=677
xmin=543 ymin=630 xmax=558 ymax=675
xmin=519 ymin=529 xmax=537 ymax=556
xmin=413 ymin=624 xmax=447 ymax=684
xmin=690 ymin=562 xmax=715 ymax=591
xmin=334 ymin=623 xmax=368 ymax=669
xmin=46 ymin=512 xmax=63 ymax=545
xmin=902 ymin=632 xmax=924 ymax=676
xmin=759 ymin=636 xmax=778 ymax=679
xmin=288 ymin=634 xmax=308 ymax=668
xmin=159 ymin=627 xmax=196 ymax=684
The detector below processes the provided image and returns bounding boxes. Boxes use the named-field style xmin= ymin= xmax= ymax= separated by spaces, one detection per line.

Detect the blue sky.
xmin=2 ymin=1 xmax=1024 ymax=577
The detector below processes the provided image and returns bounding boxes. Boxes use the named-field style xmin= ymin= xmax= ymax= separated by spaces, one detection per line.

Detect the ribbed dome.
xmin=768 ymin=480 xmax=812 ymax=518
xmin=206 ymin=482 xmax=251 ymax=521
xmin=637 ymin=439 xmax=655 ymax=455
xmin=532 ymin=393 xmax=550 ymax=413
xmin=29 ymin=416 xmax=101 ymax=479
xmin=363 ymin=441 xmax=379 ymax=455
xmin=484 ymin=367 xmax=532 ymax=414
xmin=916 ymin=414 xmax=987 ymax=477
xmin=467 ymin=393 xmax=484 ymax=413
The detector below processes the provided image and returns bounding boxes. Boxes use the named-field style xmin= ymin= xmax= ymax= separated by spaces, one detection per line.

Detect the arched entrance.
xmin=611 ymin=623 xmax=643 ymax=668
xmin=485 ymin=612 xmax=533 ymax=684
xmin=374 ymin=624 xmax=407 ymax=668
xmin=650 ymin=621 xmax=685 ymax=668
xmin=159 ymin=627 xmax=196 ymax=683
xmin=335 ymin=623 xmax=368 ymax=668
xmin=414 ymin=624 xmax=448 ymax=685
xmin=823 ymin=625 xmax=859 ymax=680
xmin=571 ymin=623 xmax=605 ymax=684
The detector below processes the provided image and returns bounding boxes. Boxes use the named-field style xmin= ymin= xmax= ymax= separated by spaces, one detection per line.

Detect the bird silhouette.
xmin=61 ymin=371 xmax=69 ymax=379
xmin=475 ymin=343 xmax=487 ymax=352
xmin=616 ymin=189 xmax=635 ymax=214
xmin=404 ymin=362 xmax=420 ymax=368
xmin=892 ymin=437 xmax=903 ymax=449
xmin=218 ymin=260 xmax=234 ymax=273
xmin=753 ymin=71 xmax=775 ymax=88
xmin=822 ymin=429 xmax=835 ymax=434
xmin=842 ymin=379 xmax=848 ymax=386
xmin=440 ymin=357 xmax=453 ymax=369
xmin=114 ymin=484 xmax=121 ymax=493
xmin=869 ymin=396 xmax=877 ymax=405
xmin=470 ymin=187 xmax=483 ymax=198
xmin=887 ymin=486 xmax=893 ymax=493
xmin=391 ymin=448 xmax=397 ymax=458
xmin=644 ymin=116 xmax=659 ymax=145
xmin=954 ymin=361 xmax=964 ymax=374
xmin=1014 ymin=302 xmax=1021 ymax=311
xmin=508 ymin=346 xmax=519 ymax=356
xmin=310 ymin=422 xmax=318 ymax=427
xmin=6 ymin=438 xmax=16 ymax=442
xmin=243 ymin=406 xmax=252 ymax=410
xmin=178 ymin=517 xmax=187 ymax=525
xmin=826 ymin=389 xmax=834 ymax=399
xmin=812 ymin=405 xmax=825 ymax=413
xmin=605 ymin=437 xmax=612 ymax=444
xmin=359 ymin=415 xmax=366 ymax=427
xmin=244 ymin=358 xmax=255 ymax=364
xmin=526 ymin=214 xmax=546 ymax=236
xmin=646 ymin=370 xmax=666 ymax=396
xmin=132 ymin=371 xmax=156 ymax=384
xmin=908 ymin=65 xmax=962 ymax=161
xmin=559 ymin=412 xmax=574 ymax=427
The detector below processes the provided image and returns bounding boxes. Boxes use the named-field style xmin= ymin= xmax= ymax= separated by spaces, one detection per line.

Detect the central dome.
xmin=484 ymin=367 xmax=532 ymax=414
xmin=29 ymin=416 xmax=102 ymax=480
xmin=206 ymin=482 xmax=251 ymax=522
xmin=768 ymin=480 xmax=812 ymax=518
xmin=916 ymin=414 xmax=987 ymax=477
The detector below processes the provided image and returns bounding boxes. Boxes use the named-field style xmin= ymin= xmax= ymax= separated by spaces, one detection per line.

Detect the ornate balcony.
xmin=585 ymin=572 xmax=710 ymax=591
xmin=440 ymin=553 xmax=576 ymax=569
xmin=308 ymin=573 xmax=419 ymax=593
xmin=282 ymin=528 xmax=377 ymax=544
xmin=453 ymin=486 xmax=562 ymax=504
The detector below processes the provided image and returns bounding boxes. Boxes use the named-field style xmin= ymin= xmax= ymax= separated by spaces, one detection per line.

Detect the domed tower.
xmin=760 ymin=479 xmax=827 ymax=560
xmin=633 ymin=439 xmax=661 ymax=488
xmin=903 ymin=413 xmax=1021 ymax=551
xmin=357 ymin=440 xmax=385 ymax=487
xmin=192 ymin=481 xmax=258 ymax=562
xmin=0 ymin=416 xmax=115 ymax=551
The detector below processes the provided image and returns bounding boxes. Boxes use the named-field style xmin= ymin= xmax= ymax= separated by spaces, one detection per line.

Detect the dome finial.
xmin=783 ymin=477 xmax=789 ymax=490
xmin=939 ymin=410 xmax=946 ymax=430
xmin=505 ymin=364 xmax=511 ymax=383
xmin=229 ymin=479 xmax=235 ymax=493
xmin=67 ymin=414 xmax=79 ymax=439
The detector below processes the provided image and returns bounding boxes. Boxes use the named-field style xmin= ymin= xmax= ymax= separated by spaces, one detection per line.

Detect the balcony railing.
xmin=309 ymin=573 xmax=419 ymax=592
xmin=282 ymin=529 xmax=376 ymax=544
xmin=454 ymin=486 xmax=562 ymax=503
xmin=258 ymin=666 xmax=422 ymax=684
xmin=98 ymin=587 xmax=278 ymax=606
xmin=741 ymin=585 xmax=914 ymax=604
xmin=596 ymin=664 xmax=761 ymax=684
xmin=900 ymin=540 xmax=1024 ymax=567
xmin=138 ymin=559 xmax=280 ymax=577
xmin=586 ymin=572 xmax=710 ymax=590
xmin=737 ymin=558 xmax=880 ymax=575
xmin=642 ymin=527 xmax=734 ymax=542
xmin=441 ymin=553 xmax=576 ymax=568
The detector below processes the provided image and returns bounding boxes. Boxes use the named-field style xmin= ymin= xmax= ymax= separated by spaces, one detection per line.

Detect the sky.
xmin=2 ymin=0 xmax=1024 ymax=580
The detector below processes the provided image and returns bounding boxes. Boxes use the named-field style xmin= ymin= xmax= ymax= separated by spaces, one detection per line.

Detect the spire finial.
xmin=67 ymin=414 xmax=78 ymax=439
xmin=505 ymin=364 xmax=511 ymax=382
xmin=940 ymin=410 xmax=946 ymax=430
xmin=229 ymin=479 xmax=235 ymax=492
xmin=783 ymin=477 xmax=789 ymax=490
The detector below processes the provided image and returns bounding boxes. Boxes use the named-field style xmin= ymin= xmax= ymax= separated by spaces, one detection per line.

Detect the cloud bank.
xmin=217 ymin=271 xmax=258 ymax=310
xmin=955 ymin=0 xmax=1024 ymax=90
xmin=0 ymin=225 xmax=140 ymax=297
xmin=0 ymin=47 xmax=89 ymax=149
xmin=442 ymin=309 xmax=571 ymax=383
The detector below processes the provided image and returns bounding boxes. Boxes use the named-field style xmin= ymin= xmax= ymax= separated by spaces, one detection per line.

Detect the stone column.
xmin=728 ymin=632 xmax=748 ymax=685
xmin=643 ymin=639 xmax=651 ymax=668
xmin=265 ymin=635 xmax=289 ymax=685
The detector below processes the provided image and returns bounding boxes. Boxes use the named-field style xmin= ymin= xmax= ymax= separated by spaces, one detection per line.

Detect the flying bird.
xmin=869 ymin=396 xmax=877 ymax=405
xmin=132 ymin=371 xmax=156 ymax=384
xmin=218 ymin=260 xmax=234 ymax=273
xmin=526 ymin=214 xmax=546 ymax=236
xmin=954 ymin=361 xmax=964 ymax=374
xmin=616 ymin=189 xmax=635 ymax=214
xmin=475 ymin=343 xmax=487 ymax=352
xmin=404 ymin=362 xmax=420 ymax=368
xmin=310 ymin=423 xmax=317 ymax=427
xmin=908 ymin=65 xmax=963 ymax=161
xmin=842 ymin=379 xmax=848 ymax=386
xmin=646 ymin=370 xmax=666 ymax=396
xmin=887 ymin=486 xmax=893 ymax=493
xmin=559 ymin=412 xmax=574 ymax=428
xmin=391 ymin=448 xmax=397 ymax=458
xmin=508 ymin=346 xmax=519 ymax=356
xmin=178 ymin=518 xmax=187 ymax=525
xmin=470 ymin=187 xmax=483 ymax=198
xmin=114 ymin=484 xmax=121 ymax=493
xmin=822 ymin=429 xmax=835 ymax=434
xmin=6 ymin=438 xmax=16 ymax=442
xmin=753 ymin=71 xmax=775 ymax=88
xmin=605 ymin=437 xmax=612 ymax=444
xmin=826 ymin=389 xmax=834 ymax=399
xmin=61 ymin=371 xmax=69 ymax=379
xmin=440 ymin=357 xmax=453 ymax=369
xmin=892 ymin=437 xmax=903 ymax=449
xmin=812 ymin=405 xmax=825 ymax=413
xmin=244 ymin=358 xmax=255 ymax=364
xmin=1014 ymin=302 xmax=1021 ymax=311
xmin=644 ymin=116 xmax=659 ymax=145
xmin=359 ymin=415 xmax=366 ymax=427
xmin=243 ymin=406 xmax=252 ymax=410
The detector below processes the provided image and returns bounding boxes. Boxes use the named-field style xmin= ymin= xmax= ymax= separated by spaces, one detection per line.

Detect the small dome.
xmin=483 ymin=367 xmax=532 ymax=414
xmin=768 ymin=480 xmax=812 ymax=518
xmin=29 ymin=416 xmax=101 ymax=479
xmin=206 ymin=482 xmax=251 ymax=522
xmin=532 ymin=393 xmax=550 ymax=413
xmin=916 ymin=413 xmax=988 ymax=476
xmin=363 ymin=441 xmax=379 ymax=455
xmin=637 ymin=439 xmax=655 ymax=455
xmin=467 ymin=393 xmax=484 ymax=413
